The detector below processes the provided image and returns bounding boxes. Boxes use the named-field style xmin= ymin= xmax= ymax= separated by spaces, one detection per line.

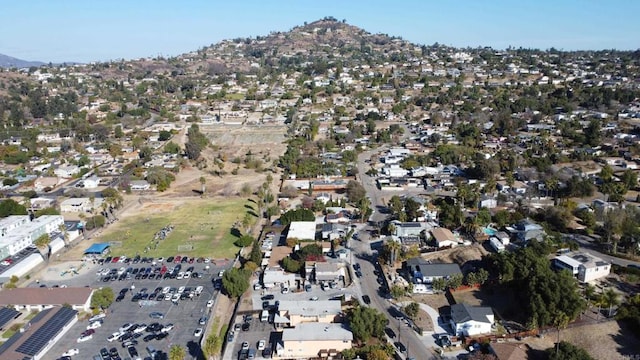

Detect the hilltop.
xmin=0 ymin=53 xmax=45 ymax=68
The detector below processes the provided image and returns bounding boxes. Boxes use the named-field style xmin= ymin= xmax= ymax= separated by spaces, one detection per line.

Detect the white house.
xmin=287 ymin=221 xmax=316 ymax=241
xmin=431 ymin=227 xmax=459 ymax=248
xmin=54 ymin=165 xmax=80 ymax=178
xmin=449 ymin=303 xmax=495 ymax=336
xmin=553 ymin=252 xmax=610 ymax=283
xmin=130 ymin=180 xmax=151 ymax=191
xmin=60 ymin=197 xmax=103 ymax=213
xmin=81 ymin=175 xmax=100 ymax=189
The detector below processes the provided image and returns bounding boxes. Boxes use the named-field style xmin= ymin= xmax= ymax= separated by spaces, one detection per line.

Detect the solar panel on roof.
xmin=0 ymin=307 xmax=20 ymax=329
xmin=16 ymin=307 xmax=77 ymax=356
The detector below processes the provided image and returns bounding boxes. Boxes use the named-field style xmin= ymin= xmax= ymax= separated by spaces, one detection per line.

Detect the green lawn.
xmin=98 ymin=198 xmax=255 ymax=259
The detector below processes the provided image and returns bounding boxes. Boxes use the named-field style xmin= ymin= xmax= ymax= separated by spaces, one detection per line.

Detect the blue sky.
xmin=1 ymin=0 xmax=638 ymax=63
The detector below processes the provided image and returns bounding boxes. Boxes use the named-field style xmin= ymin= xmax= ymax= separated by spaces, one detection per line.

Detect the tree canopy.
xmin=90 ymin=287 xmax=115 ymax=310
xmin=221 ymin=268 xmax=250 ymax=298
xmin=348 ymin=306 xmax=387 ymax=343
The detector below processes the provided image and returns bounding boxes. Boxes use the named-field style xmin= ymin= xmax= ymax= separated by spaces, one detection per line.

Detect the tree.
xmin=221 ymin=268 xmax=250 ymax=298
xmin=403 ymin=302 xmax=420 ymax=320
xmin=90 ymin=287 xmax=115 ymax=310
xmin=346 ymin=180 xmax=366 ymax=204
xmin=552 ymin=311 xmax=570 ymax=355
xmin=33 ymin=233 xmax=50 ymax=249
xmin=546 ymin=341 xmax=594 ymax=360
xmin=169 ymin=345 xmax=186 ymax=360
xmin=357 ymin=196 xmax=371 ymax=222
xmin=348 ymin=306 xmax=388 ymax=343
xmin=0 ymin=199 xmax=28 ymax=217
xmin=601 ymin=288 xmax=620 ymax=318
xmin=388 ymin=195 xmax=404 ymax=220
xmin=199 ymin=176 xmax=206 ymax=195
xmin=234 ymin=235 xmax=254 ymax=248
xmin=158 ymin=130 xmax=172 ymax=141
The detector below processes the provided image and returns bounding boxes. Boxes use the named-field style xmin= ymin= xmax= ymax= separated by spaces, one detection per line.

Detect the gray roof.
xmin=282 ymin=323 xmax=353 ymax=342
xmin=278 ymin=300 xmax=341 ymax=317
xmin=450 ymin=303 xmax=493 ymax=324
xmin=405 ymin=259 xmax=462 ymax=277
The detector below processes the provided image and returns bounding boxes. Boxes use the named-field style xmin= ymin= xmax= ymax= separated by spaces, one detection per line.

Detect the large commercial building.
xmin=0 ymin=215 xmax=64 ymax=260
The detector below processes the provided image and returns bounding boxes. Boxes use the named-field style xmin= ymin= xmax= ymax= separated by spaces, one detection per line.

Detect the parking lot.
xmin=41 ymin=256 xmax=229 ymax=360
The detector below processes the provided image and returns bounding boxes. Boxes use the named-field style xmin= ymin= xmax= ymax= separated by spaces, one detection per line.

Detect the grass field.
xmin=98 ymin=197 xmax=256 ymax=259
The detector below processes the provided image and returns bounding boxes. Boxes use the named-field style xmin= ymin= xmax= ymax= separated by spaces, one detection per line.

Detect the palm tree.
xmin=602 ymin=288 xmax=620 ymax=318
xmin=584 ymin=284 xmax=596 ymax=309
xmin=552 ymin=311 xmax=570 ymax=355
xmin=199 ymin=176 xmax=206 ymax=195
xmin=169 ymin=344 xmax=186 ymax=360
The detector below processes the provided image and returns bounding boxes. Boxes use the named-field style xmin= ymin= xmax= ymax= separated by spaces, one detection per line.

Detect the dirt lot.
xmin=452 ymin=286 xmax=523 ymax=325
xmin=526 ymin=320 xmax=640 ymax=360
xmin=422 ymin=243 xmax=490 ymax=266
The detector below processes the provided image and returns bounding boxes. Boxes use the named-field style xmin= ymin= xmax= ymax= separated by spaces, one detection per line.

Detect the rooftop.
xmin=278 ymin=300 xmax=341 ymax=317
xmin=282 ymin=322 xmax=352 ymax=342
xmin=0 ymin=287 xmax=94 ymax=306
xmin=450 ymin=303 xmax=493 ymax=324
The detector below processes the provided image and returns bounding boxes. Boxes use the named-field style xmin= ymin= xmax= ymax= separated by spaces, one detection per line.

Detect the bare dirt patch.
xmin=422 ymin=243 xmax=489 ymax=265
xmin=526 ymin=320 xmax=640 ymax=360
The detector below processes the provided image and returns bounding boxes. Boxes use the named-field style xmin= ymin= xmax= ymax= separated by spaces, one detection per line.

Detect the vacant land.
xmin=526 ymin=320 xmax=640 ymax=360
xmin=85 ymin=197 xmax=254 ymax=259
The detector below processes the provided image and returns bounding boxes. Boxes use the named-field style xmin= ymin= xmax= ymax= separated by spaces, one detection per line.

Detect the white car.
xmin=62 ymin=348 xmax=80 ymax=357
xmin=195 ymin=285 xmax=204 ymax=294
xmin=133 ymin=324 xmax=147 ymax=334
xmin=178 ymin=286 xmax=185 ymax=294
xmin=193 ymin=328 xmax=203 ymax=337
xmin=206 ymin=300 xmax=213 ymax=308
xmin=119 ymin=323 xmax=134 ymax=333
xmin=164 ymin=293 xmax=172 ymax=301
xmin=161 ymin=324 xmax=174 ymax=333
xmin=183 ymin=271 xmax=191 ymax=279
xmin=162 ymin=286 xmax=171 ymax=294
xmin=204 ymin=258 xmax=210 ymax=263
xmin=77 ymin=334 xmax=92 ymax=343
xmin=171 ymin=293 xmax=180 ymax=302
xmin=107 ymin=332 xmax=121 ymax=342
xmin=257 ymin=340 xmax=266 ymax=351
xmin=218 ymin=270 xmax=225 ymax=277
xmin=176 ymin=272 xmax=184 ymax=280
xmin=89 ymin=313 xmax=106 ymax=322
xmin=87 ymin=321 xmax=102 ymax=330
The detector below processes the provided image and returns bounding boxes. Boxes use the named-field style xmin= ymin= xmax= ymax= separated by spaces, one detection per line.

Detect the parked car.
xmin=194 ymin=328 xmax=203 ymax=337
xmin=149 ymin=312 xmax=164 ymax=319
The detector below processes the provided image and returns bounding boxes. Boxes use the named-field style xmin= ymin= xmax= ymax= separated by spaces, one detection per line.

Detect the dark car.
xmin=394 ymin=342 xmax=407 ymax=353
xmin=261 ymin=294 xmax=275 ymax=300
xmin=127 ymin=346 xmax=139 ymax=358
xmin=100 ymin=347 xmax=110 ymax=360
xmin=384 ymin=327 xmax=396 ymax=338
xmin=115 ymin=294 xmax=125 ymax=302
xmin=241 ymin=322 xmax=250 ymax=331
xmin=262 ymin=301 xmax=271 ymax=310
xmin=362 ymin=295 xmax=371 ymax=305
xmin=143 ymin=334 xmax=156 ymax=342
xmin=149 ymin=312 xmax=164 ymax=319
xmin=167 ymin=256 xmax=174 ymax=263
xmin=109 ymin=347 xmax=120 ymax=357
xmin=155 ymin=332 xmax=169 ymax=340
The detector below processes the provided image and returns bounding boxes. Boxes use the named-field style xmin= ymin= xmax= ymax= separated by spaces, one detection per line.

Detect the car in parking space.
xmin=241 ymin=322 xmax=250 ymax=331
xmin=241 ymin=341 xmax=250 ymax=351
xmin=109 ymin=347 xmax=120 ymax=358
xmin=384 ymin=327 xmax=396 ymax=338
xmin=206 ymin=300 xmax=214 ymax=308
xmin=107 ymin=332 xmax=122 ymax=342
xmin=227 ymin=330 xmax=235 ymax=342
xmin=87 ymin=320 xmax=102 ymax=329
xmin=193 ymin=328 xmax=203 ymax=337
xmin=233 ymin=323 xmax=241 ymax=331
xmin=257 ymin=340 xmax=266 ymax=351
xmin=166 ymin=256 xmax=174 ymax=263
xmin=262 ymin=346 xmax=272 ymax=358
xmin=161 ymin=323 xmax=174 ymax=333
xmin=89 ymin=313 xmax=106 ymax=322
xmin=199 ymin=316 xmax=208 ymax=325
xmin=143 ymin=334 xmax=156 ymax=342
xmin=122 ymin=339 xmax=138 ymax=348
xmin=99 ymin=347 xmax=110 ymax=359
xmin=81 ymin=329 xmax=95 ymax=337
xmin=174 ymin=256 xmax=182 ymax=263
xmin=155 ymin=332 xmax=169 ymax=340
xmin=181 ymin=256 xmax=189 ymax=263
xmin=149 ymin=312 xmax=164 ymax=319
xmin=127 ymin=345 xmax=139 ymax=358
xmin=362 ymin=295 xmax=371 ymax=305
xmin=77 ymin=334 xmax=93 ymax=342
xmin=261 ymin=294 xmax=274 ymax=300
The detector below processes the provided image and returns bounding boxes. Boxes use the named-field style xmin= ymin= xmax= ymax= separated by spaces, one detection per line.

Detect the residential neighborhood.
xmin=0 ymin=15 xmax=637 ymax=360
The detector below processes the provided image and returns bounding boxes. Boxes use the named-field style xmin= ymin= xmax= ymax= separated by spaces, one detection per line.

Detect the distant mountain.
xmin=0 ymin=53 xmax=45 ymax=68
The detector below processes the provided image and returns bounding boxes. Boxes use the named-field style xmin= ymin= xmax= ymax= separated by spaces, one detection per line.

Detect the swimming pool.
xmin=483 ymin=227 xmax=497 ymax=236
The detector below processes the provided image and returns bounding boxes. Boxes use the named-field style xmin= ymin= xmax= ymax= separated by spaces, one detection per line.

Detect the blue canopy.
xmin=84 ymin=243 xmax=110 ymax=255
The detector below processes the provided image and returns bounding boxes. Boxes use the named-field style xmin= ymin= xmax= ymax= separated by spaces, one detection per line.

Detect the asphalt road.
xmin=568 ymin=233 xmax=640 ymax=267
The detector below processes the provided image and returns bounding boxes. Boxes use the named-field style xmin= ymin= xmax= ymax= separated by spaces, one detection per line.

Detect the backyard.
xmin=84 ymin=197 xmax=256 ymax=259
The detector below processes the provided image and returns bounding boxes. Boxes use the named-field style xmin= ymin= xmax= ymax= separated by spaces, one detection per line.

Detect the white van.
xmin=260 ymin=310 xmax=269 ymax=322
